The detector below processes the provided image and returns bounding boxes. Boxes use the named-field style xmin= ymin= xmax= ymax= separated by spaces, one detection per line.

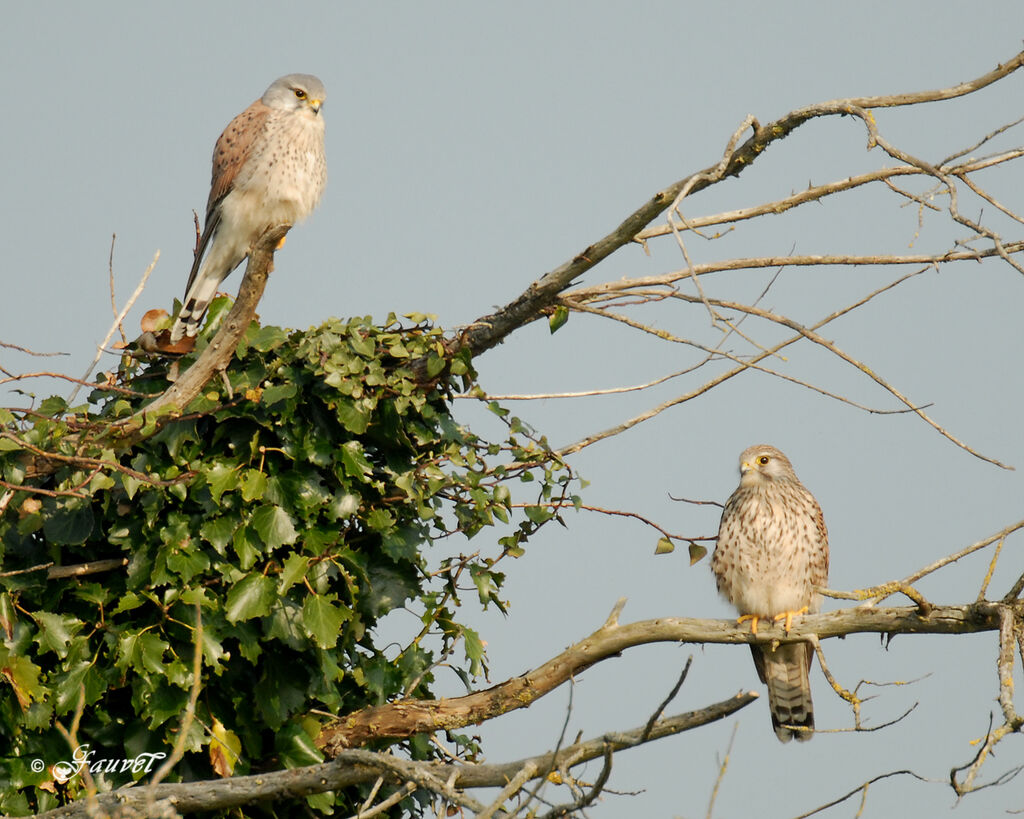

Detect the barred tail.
xmin=751 ymin=642 xmax=815 ymax=743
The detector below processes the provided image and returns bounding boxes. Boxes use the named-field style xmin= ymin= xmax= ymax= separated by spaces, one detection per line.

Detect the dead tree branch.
xmin=451 ymin=48 xmax=1024 ymax=360
xmin=32 ymin=599 xmax=1016 ymax=818
xmin=317 ymin=601 xmax=1012 ymax=754
xmin=25 ymin=694 xmax=755 ymax=819
xmin=132 ymin=224 xmax=290 ymax=419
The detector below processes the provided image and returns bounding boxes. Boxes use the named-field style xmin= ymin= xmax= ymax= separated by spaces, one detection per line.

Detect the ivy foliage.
xmin=0 ymin=311 xmax=576 ymax=816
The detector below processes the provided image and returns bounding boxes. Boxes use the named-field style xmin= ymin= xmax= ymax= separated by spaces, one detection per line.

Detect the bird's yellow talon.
xmin=737 ymin=613 xmax=761 ymax=635
xmin=773 ymin=606 xmax=809 ymax=634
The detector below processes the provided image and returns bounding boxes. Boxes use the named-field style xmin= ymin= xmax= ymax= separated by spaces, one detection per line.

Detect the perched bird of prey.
xmin=711 ymin=445 xmax=829 ymax=742
xmin=170 ymin=74 xmax=327 ymax=342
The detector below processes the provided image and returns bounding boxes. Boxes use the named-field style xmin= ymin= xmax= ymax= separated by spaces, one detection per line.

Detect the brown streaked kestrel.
xmin=170 ymin=74 xmax=327 ymax=342
xmin=711 ymin=444 xmax=829 ymax=742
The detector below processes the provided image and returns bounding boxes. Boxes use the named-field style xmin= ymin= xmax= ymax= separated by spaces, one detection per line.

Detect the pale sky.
xmin=3 ymin=3 xmax=1024 ymax=817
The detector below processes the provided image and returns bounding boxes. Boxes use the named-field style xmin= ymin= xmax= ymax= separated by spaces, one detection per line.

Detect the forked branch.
xmin=452 ymin=48 xmax=1024 ymax=360
xmin=28 ymin=695 xmax=755 ymax=819
xmin=317 ymin=601 xmax=1013 ymax=754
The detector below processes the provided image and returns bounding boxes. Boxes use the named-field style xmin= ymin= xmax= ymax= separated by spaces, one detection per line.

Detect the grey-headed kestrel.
xmin=711 ymin=445 xmax=829 ymax=742
xmin=170 ymin=74 xmax=327 ymax=342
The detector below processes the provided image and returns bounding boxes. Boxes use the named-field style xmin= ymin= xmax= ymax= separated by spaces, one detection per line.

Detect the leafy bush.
xmin=0 ymin=313 xmax=575 ymax=816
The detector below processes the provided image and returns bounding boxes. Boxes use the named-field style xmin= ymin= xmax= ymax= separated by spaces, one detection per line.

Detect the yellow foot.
xmin=773 ymin=606 xmax=810 ymax=634
xmin=737 ymin=614 xmax=761 ymax=635
xmin=275 ymin=235 xmax=288 ymax=250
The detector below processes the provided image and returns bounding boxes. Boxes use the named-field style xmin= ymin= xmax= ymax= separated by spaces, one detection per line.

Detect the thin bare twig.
xmin=637 ymin=148 xmax=1024 ymax=241
xmin=791 ymin=770 xmax=931 ymax=819
xmin=538 ymin=743 xmax=614 ymax=819
xmin=0 ymin=341 xmax=68 ymax=357
xmin=69 ymin=250 xmax=159 ymax=404
xmin=566 ymin=297 xmax=934 ymax=417
xmin=348 ymin=780 xmax=415 ymax=819
xmin=642 ymin=656 xmax=693 ymax=741
xmin=147 ymin=604 xmax=203 ymax=792
xmin=554 ymin=266 xmax=935 ymax=459
xmin=705 ymin=723 xmax=738 ymax=819
xmin=456 ymin=361 xmax=713 ymax=401
xmin=869 ymin=518 xmax=1024 ymax=605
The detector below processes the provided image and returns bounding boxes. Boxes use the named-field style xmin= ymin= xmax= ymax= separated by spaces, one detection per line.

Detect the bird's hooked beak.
xmin=309 ymin=98 xmax=323 ymax=114
xmin=738 ymin=459 xmax=763 ymax=485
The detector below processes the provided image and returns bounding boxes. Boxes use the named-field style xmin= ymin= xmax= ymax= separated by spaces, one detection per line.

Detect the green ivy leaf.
xmin=355 ymin=656 xmax=403 ymax=704
xmin=232 ymin=524 xmax=261 ymax=569
xmin=166 ymin=545 xmax=212 ymax=583
xmin=425 ymin=352 xmax=446 ymax=377
xmin=364 ymin=564 xmax=418 ymax=618
xmin=41 ymin=497 xmax=94 ymax=545
xmin=201 ymin=516 xmax=238 ymax=556
xmin=279 ymin=553 xmax=310 ymax=594
xmin=200 ymin=629 xmax=230 ymax=674
xmin=146 ymin=683 xmax=188 ymax=729
xmin=339 ymin=441 xmax=372 ymax=479
xmin=117 ymin=630 xmax=169 ymax=674
xmin=251 ymin=504 xmax=298 ymax=549
xmin=0 ymin=645 xmax=43 ymax=709
xmin=54 ymin=655 xmax=104 ymax=714
xmin=266 ymin=598 xmax=307 ymax=648
xmin=327 ymin=492 xmax=361 ymax=521
xmin=254 ymin=656 xmax=308 ymax=729
xmin=33 ymin=612 xmax=83 ymax=658
xmin=201 ymin=294 xmax=232 ymax=337
xmin=225 ymin=573 xmax=277 ymax=623
xmin=156 ymin=419 xmax=197 ymax=460
xmin=89 ymin=471 xmax=115 ymax=493
xmin=381 ymin=524 xmax=421 ymax=563
xmin=240 ymin=469 xmax=268 ymax=502
xmin=121 ymin=471 xmax=142 ymax=498
xmin=112 ymin=590 xmax=144 ymax=615
xmin=262 ymin=382 xmax=297 ymax=406
xmin=523 ymin=505 xmax=554 ymax=524
xmin=247 ymin=325 xmax=289 ymax=352
xmin=462 ymin=625 xmax=486 ymax=677
xmin=335 ymin=398 xmax=370 ymax=434
xmin=302 ymin=594 xmax=351 ymax=649
xmin=365 ymin=508 xmax=395 ymax=533
xmin=37 ymin=396 xmax=68 ymax=416
xmin=0 ymin=436 xmax=23 ymax=452
xmin=347 ymin=327 xmax=376 ymax=358
xmin=469 ymin=564 xmax=498 ymax=606
xmin=205 ymin=463 xmax=240 ymax=504
xmin=275 ymin=721 xmax=325 ymax=767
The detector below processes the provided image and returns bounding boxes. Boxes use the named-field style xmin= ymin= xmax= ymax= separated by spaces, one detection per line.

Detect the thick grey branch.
xmin=26 ymin=695 xmax=753 ymax=819
xmin=317 ymin=602 xmax=1008 ymax=755
xmin=23 ymin=601 xmax=1013 ymax=818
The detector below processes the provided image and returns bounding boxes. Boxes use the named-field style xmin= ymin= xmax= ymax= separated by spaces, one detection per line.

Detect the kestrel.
xmin=711 ymin=445 xmax=829 ymax=742
xmin=170 ymin=74 xmax=327 ymax=342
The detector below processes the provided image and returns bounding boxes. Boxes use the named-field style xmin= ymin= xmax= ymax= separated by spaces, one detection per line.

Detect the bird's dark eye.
xmin=758 ymin=456 xmax=770 ymax=465
xmin=294 ymin=88 xmax=307 ymax=99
